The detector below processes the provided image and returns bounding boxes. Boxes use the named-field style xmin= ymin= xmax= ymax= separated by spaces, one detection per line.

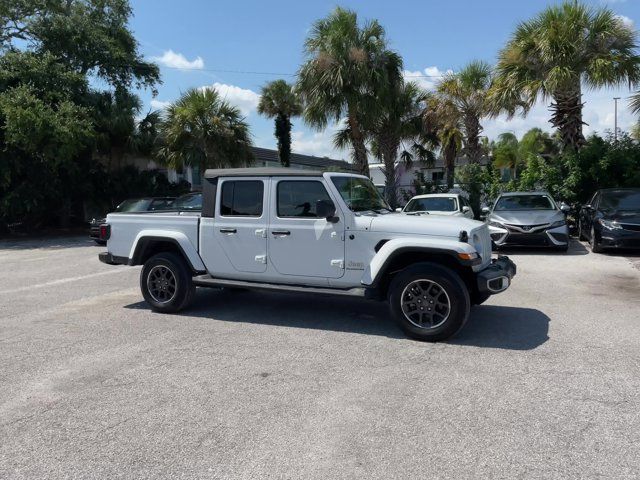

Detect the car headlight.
xmin=488 ymin=221 xmax=504 ymax=228
xmin=549 ymin=220 xmax=566 ymax=228
xmin=598 ymin=219 xmax=622 ymax=230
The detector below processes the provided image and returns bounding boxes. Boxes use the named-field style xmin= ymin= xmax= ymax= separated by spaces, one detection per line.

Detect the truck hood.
xmin=489 ymin=209 xmax=564 ymax=225
xmin=365 ymin=212 xmax=483 ymax=237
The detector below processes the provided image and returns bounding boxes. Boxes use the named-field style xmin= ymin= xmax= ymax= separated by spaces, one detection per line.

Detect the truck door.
xmin=212 ymin=179 xmax=268 ymax=274
xmin=268 ymin=178 xmax=345 ymax=279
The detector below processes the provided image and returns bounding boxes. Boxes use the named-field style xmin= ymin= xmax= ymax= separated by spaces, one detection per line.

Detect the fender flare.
xmin=129 ymin=230 xmax=206 ymax=272
xmin=361 ymin=237 xmax=479 ymax=287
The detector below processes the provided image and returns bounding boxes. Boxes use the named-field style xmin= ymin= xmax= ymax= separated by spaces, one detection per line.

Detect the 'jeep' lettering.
xmin=347 ymin=261 xmax=365 ymax=270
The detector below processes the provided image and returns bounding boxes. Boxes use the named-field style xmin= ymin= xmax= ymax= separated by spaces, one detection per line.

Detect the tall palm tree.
xmin=257 ymin=80 xmax=302 ymax=167
xmin=297 ymin=7 xmax=402 ymax=176
xmin=491 ymin=1 xmax=640 ymax=151
xmin=437 ymin=61 xmax=493 ymax=163
xmin=365 ymin=81 xmax=433 ymax=208
xmin=157 ymin=88 xmax=253 ymax=177
xmin=423 ymin=95 xmax=463 ymax=189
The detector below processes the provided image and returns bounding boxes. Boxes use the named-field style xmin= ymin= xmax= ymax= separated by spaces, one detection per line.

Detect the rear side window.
xmin=277 ymin=181 xmax=333 ymax=218
xmin=220 ymin=181 xmax=264 ymax=216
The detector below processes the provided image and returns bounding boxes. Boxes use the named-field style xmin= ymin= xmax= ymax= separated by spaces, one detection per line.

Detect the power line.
xmin=159 ymin=65 xmax=447 ymax=78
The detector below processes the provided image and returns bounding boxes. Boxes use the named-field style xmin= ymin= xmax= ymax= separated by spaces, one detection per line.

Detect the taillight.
xmin=99 ymin=224 xmax=111 ymax=241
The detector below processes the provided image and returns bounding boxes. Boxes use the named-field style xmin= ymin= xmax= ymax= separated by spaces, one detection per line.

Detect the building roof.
xmin=252 ymin=146 xmax=355 ymax=171
xmin=204 ymin=167 xmax=323 ymax=180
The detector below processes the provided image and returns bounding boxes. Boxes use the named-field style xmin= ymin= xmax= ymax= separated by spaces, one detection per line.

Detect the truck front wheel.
xmin=141 ymin=252 xmax=196 ymax=313
xmin=388 ymin=262 xmax=470 ymax=342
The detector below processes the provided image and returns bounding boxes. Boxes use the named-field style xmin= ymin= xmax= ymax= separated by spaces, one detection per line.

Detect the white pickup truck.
xmin=99 ymin=168 xmax=515 ymax=341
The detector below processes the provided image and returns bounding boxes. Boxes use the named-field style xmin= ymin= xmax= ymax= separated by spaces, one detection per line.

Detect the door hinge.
xmin=330 ymin=259 xmax=345 ymax=269
xmin=255 ymin=228 xmax=266 ymax=238
xmin=255 ymin=254 xmax=267 ymax=264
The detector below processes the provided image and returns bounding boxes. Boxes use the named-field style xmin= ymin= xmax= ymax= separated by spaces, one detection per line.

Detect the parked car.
xmin=172 ymin=192 xmax=202 ymax=211
xmin=98 ymin=168 xmax=515 ymax=342
xmin=484 ymin=191 xmax=570 ymax=251
xmin=399 ymin=193 xmax=474 ymax=218
xmin=90 ymin=197 xmax=175 ymax=244
xmin=578 ymin=188 xmax=640 ymax=253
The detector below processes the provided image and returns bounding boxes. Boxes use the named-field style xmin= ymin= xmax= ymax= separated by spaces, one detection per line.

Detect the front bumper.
xmin=490 ymin=225 xmax=569 ymax=248
xmin=476 ymin=255 xmax=516 ymax=295
xmin=600 ymin=229 xmax=640 ymax=249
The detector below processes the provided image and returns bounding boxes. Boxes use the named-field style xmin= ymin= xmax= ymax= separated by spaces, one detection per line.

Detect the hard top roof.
xmin=499 ymin=191 xmax=551 ymax=197
xmin=204 ymin=167 xmax=323 ymax=180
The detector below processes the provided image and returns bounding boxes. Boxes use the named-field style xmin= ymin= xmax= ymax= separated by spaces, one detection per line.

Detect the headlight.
xmin=549 ymin=220 xmax=566 ymax=228
xmin=598 ymin=219 xmax=622 ymax=230
xmin=488 ymin=221 xmax=504 ymax=228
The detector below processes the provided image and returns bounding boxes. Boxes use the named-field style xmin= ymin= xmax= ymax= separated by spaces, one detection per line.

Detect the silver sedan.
xmin=484 ymin=192 xmax=570 ymax=251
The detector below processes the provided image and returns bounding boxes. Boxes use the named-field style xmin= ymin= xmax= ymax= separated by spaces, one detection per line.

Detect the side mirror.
xmin=481 ymin=206 xmax=491 ymax=214
xmin=583 ymin=204 xmax=592 ymax=211
xmin=560 ymin=204 xmax=570 ymax=213
xmin=316 ymin=199 xmax=337 ymax=221
xmin=395 ymin=207 xmax=403 ymax=213
xmin=462 ymin=206 xmax=471 ymax=213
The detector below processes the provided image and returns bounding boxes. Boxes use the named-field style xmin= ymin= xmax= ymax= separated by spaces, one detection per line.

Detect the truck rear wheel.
xmin=141 ymin=252 xmax=196 ymax=313
xmin=388 ymin=262 xmax=470 ymax=342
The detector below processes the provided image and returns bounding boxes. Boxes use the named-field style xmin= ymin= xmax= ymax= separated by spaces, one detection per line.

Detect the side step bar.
xmin=192 ymin=274 xmax=366 ymax=297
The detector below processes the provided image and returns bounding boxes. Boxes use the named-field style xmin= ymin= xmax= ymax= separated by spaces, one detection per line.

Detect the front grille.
xmin=471 ymin=225 xmax=492 ymax=267
xmin=620 ymin=223 xmax=640 ymax=232
xmin=504 ymin=223 xmax=549 ymax=233
xmin=504 ymin=233 xmax=549 ymax=246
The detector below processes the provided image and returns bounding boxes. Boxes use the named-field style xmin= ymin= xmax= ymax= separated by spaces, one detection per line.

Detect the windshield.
xmin=173 ymin=193 xmax=202 ymax=211
xmin=116 ymin=199 xmax=150 ymax=212
xmin=600 ymin=191 xmax=640 ymax=211
xmin=494 ymin=195 xmax=555 ymax=211
xmin=331 ymin=176 xmax=390 ymax=213
xmin=405 ymin=197 xmax=457 ymax=212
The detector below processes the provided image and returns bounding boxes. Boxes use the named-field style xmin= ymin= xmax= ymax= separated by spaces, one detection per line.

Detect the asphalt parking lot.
xmin=1 ymin=236 xmax=639 ymax=479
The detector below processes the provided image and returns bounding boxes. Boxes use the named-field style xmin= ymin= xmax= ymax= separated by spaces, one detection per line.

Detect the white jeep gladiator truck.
xmin=99 ymin=168 xmax=516 ymax=341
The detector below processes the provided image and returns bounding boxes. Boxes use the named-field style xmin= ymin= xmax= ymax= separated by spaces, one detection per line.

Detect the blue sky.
xmin=129 ymin=0 xmax=640 ymax=161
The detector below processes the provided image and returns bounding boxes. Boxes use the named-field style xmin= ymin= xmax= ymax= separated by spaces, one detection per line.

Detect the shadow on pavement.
xmin=452 ymin=305 xmax=550 ymax=350
xmin=496 ymin=238 xmax=588 ymax=256
xmin=125 ymin=289 xmax=550 ymax=349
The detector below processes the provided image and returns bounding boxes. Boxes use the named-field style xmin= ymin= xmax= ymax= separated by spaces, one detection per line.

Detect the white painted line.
xmin=0 ymin=269 xmax=129 ymax=295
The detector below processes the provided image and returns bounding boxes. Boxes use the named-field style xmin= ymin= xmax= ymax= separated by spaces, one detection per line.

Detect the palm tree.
xmin=364 ymin=81 xmax=433 ymax=207
xmin=437 ymin=61 xmax=493 ymax=163
xmin=492 ymin=132 xmax=520 ymax=180
xmin=257 ymin=80 xmax=302 ymax=167
xmin=423 ymin=95 xmax=463 ymax=189
xmin=157 ymin=88 xmax=253 ymax=177
xmin=297 ymin=7 xmax=402 ymax=176
xmin=491 ymin=1 xmax=640 ymax=151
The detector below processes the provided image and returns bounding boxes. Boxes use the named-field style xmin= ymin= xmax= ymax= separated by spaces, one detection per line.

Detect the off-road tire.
xmin=141 ymin=252 xmax=196 ymax=313
xmin=388 ymin=262 xmax=470 ymax=342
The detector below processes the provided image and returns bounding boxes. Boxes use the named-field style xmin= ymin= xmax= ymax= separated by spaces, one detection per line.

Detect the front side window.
xmin=405 ymin=197 xmax=458 ymax=212
xmin=330 ymin=176 xmax=390 ymax=213
xmin=277 ymin=181 xmax=333 ymax=218
xmin=220 ymin=181 xmax=264 ymax=216
xmin=494 ymin=195 xmax=556 ymax=211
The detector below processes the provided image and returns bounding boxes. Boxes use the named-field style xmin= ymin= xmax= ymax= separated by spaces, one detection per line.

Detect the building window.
xmin=432 ymin=171 xmax=444 ymax=183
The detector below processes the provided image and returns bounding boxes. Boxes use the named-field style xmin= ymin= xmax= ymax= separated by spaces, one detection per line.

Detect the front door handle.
xmin=220 ymin=228 xmax=237 ymax=234
xmin=271 ymin=230 xmax=290 ymax=236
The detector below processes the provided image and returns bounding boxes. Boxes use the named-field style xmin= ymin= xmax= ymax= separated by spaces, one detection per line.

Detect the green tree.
xmin=157 ymin=88 xmax=253 ymax=177
xmin=491 ymin=1 xmax=640 ymax=151
xmin=492 ymin=132 xmax=520 ymax=179
xmin=297 ymin=7 xmax=402 ymax=176
xmin=257 ymin=80 xmax=302 ymax=167
xmin=423 ymin=95 xmax=463 ymax=189
xmin=437 ymin=61 xmax=493 ymax=163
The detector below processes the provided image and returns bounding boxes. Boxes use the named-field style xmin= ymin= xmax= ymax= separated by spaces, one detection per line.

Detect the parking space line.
xmin=0 ymin=269 xmax=129 ymax=295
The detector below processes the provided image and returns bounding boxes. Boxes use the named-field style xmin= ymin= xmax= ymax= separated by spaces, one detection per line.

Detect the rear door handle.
xmin=271 ymin=230 xmax=290 ymax=236
xmin=220 ymin=228 xmax=237 ymax=234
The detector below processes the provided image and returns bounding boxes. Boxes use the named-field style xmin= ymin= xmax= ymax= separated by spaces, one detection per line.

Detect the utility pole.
xmin=614 ymin=97 xmax=621 ymax=142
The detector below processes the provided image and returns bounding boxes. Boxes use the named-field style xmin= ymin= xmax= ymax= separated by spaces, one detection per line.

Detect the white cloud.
xmin=616 ymin=14 xmax=634 ymax=27
xmin=202 ymin=82 xmax=260 ymax=116
xmin=291 ymin=121 xmax=349 ymax=160
xmin=152 ymin=50 xmax=204 ymax=69
xmin=403 ymin=66 xmax=452 ymax=91
xmin=150 ymin=99 xmax=171 ymax=110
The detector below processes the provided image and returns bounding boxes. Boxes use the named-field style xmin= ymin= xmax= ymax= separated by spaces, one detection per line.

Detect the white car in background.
xmin=399 ymin=193 xmax=475 ymax=219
